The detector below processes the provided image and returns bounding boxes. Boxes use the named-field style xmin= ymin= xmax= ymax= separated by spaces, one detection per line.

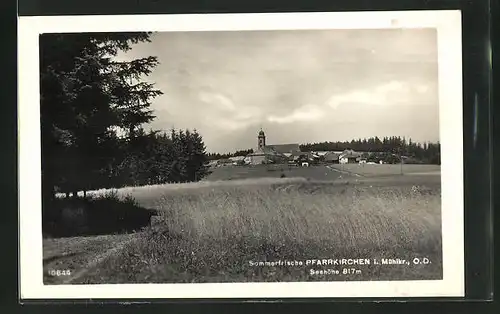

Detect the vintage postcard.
xmin=18 ymin=11 xmax=464 ymax=299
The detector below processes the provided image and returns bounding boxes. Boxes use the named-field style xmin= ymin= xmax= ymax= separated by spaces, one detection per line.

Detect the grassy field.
xmin=44 ymin=171 xmax=442 ymax=284
xmin=204 ymin=164 xmax=344 ymax=182
xmin=330 ymin=164 xmax=441 ymax=177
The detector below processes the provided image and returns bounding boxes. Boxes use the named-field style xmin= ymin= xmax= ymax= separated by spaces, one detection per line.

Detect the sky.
xmin=116 ymin=28 xmax=439 ymax=154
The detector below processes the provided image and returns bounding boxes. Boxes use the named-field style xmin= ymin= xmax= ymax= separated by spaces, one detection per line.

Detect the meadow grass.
xmin=75 ymin=179 xmax=442 ymax=284
xmin=332 ymin=164 xmax=441 ymax=177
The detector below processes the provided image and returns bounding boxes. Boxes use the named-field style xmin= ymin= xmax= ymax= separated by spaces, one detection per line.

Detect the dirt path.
xmin=43 ymin=233 xmax=139 ymax=285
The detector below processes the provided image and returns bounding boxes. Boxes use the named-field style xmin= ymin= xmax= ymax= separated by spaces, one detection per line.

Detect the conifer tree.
xmin=188 ymin=130 xmax=210 ymax=181
xmin=40 ymin=32 xmax=163 ymax=199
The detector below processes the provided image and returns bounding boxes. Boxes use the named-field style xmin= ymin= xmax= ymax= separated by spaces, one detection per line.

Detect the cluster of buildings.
xmin=210 ymin=129 xmax=380 ymax=167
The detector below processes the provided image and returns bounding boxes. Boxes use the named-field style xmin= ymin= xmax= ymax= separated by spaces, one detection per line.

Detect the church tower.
xmin=258 ymin=129 xmax=266 ymax=150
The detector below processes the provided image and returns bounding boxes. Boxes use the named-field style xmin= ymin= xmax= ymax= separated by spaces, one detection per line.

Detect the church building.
xmin=245 ymin=129 xmax=301 ymax=165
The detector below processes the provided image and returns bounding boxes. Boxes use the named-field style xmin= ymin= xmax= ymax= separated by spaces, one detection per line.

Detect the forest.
xmin=300 ymin=136 xmax=441 ymax=164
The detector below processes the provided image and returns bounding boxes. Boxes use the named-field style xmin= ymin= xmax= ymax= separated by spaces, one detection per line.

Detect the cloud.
xmin=233 ymin=106 xmax=262 ymax=122
xmin=198 ymin=92 xmax=237 ymax=112
xmin=210 ymin=118 xmax=249 ymax=131
xmin=377 ymin=80 xmax=407 ymax=93
xmin=194 ymin=91 xmax=264 ymax=131
xmin=327 ymin=80 xmax=416 ymax=109
xmin=210 ymin=110 xmax=262 ymax=131
xmin=267 ymin=104 xmax=324 ymax=124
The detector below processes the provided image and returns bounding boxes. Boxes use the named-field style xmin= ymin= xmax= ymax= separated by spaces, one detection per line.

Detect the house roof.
xmin=247 ymin=147 xmax=281 ymax=156
xmin=247 ymin=150 xmax=266 ymax=156
xmin=313 ymin=151 xmax=330 ymax=156
xmin=340 ymin=149 xmax=362 ymax=158
xmin=290 ymin=150 xmax=307 ymax=157
xmin=324 ymin=152 xmax=340 ymax=161
xmin=266 ymin=144 xmax=301 ymax=154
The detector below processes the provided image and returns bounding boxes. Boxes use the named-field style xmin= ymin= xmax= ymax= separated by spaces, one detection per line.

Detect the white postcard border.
xmin=18 ymin=11 xmax=464 ymax=299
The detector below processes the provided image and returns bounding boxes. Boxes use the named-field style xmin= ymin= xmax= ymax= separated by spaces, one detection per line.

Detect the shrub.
xmin=42 ymin=191 xmax=155 ymax=238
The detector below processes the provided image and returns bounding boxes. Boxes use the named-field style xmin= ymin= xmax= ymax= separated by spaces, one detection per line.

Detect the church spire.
xmin=258 ymin=128 xmax=266 ymax=150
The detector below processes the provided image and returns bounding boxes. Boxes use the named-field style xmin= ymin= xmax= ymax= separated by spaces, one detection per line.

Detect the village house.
xmin=323 ymin=152 xmax=341 ymax=164
xmin=207 ymin=160 xmax=219 ymax=168
xmin=216 ymin=158 xmax=233 ymax=166
xmin=312 ymin=151 xmax=331 ymax=157
xmin=246 ymin=129 xmax=301 ymax=165
xmin=228 ymin=156 xmax=245 ymax=165
xmin=338 ymin=149 xmax=363 ymax=164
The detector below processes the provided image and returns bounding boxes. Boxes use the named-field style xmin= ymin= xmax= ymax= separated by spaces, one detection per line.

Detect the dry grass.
xmin=154 ymin=183 xmax=439 ymax=249
xmin=73 ymin=179 xmax=442 ymax=284
xmin=62 ymin=177 xmax=309 ymax=209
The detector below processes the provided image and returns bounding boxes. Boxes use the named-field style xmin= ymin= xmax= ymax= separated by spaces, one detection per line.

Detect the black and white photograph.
xmin=18 ymin=11 xmax=464 ymax=299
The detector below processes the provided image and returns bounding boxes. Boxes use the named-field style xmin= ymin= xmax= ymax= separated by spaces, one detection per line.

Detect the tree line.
xmin=300 ymin=136 xmax=441 ymax=164
xmin=105 ymin=128 xmax=210 ymax=189
xmin=207 ymin=149 xmax=254 ymax=160
xmin=40 ymin=32 xmax=210 ymax=200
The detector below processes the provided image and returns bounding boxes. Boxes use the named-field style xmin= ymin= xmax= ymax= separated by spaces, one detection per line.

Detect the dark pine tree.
xmin=40 ymin=32 xmax=163 ymax=199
